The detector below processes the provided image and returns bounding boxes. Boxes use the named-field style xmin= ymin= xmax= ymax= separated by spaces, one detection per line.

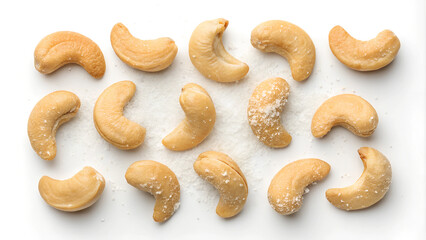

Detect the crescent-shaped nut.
xmin=251 ymin=20 xmax=316 ymax=81
xmin=94 ymin=81 xmax=146 ymax=149
xmin=38 ymin=166 xmax=105 ymax=212
xmin=28 ymin=91 xmax=80 ymax=160
xmin=326 ymin=147 xmax=392 ymax=210
xmin=311 ymin=94 xmax=378 ymax=138
xmin=125 ymin=160 xmax=180 ymax=222
xmin=110 ymin=23 xmax=178 ymax=72
xmin=162 ymin=83 xmax=216 ymax=151
xmin=268 ymin=159 xmax=330 ymax=215
xmin=193 ymin=151 xmax=248 ymax=218
xmin=248 ymin=77 xmax=291 ymax=148
xmin=34 ymin=31 xmax=106 ymax=78
xmin=189 ymin=18 xmax=249 ymax=82
xmin=329 ymin=26 xmax=400 ymax=71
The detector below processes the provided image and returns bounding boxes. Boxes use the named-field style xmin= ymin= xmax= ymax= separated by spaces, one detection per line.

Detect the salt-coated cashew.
xmin=189 ymin=18 xmax=249 ymax=82
xmin=193 ymin=151 xmax=248 ymax=218
xmin=248 ymin=77 xmax=291 ymax=148
xmin=326 ymin=147 xmax=392 ymax=210
xmin=329 ymin=26 xmax=400 ymax=71
xmin=311 ymin=94 xmax=378 ymax=138
xmin=28 ymin=91 xmax=80 ymax=160
xmin=162 ymin=83 xmax=216 ymax=151
xmin=93 ymin=81 xmax=146 ymax=149
xmin=268 ymin=159 xmax=330 ymax=215
xmin=251 ymin=20 xmax=316 ymax=81
xmin=38 ymin=166 xmax=105 ymax=212
xmin=34 ymin=31 xmax=106 ymax=79
xmin=110 ymin=23 xmax=178 ymax=72
xmin=125 ymin=160 xmax=180 ymax=222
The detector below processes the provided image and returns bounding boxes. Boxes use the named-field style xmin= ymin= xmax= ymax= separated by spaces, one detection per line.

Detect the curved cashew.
xmin=38 ymin=166 xmax=105 ymax=212
xmin=189 ymin=18 xmax=249 ymax=82
xmin=193 ymin=151 xmax=248 ymax=218
xmin=329 ymin=26 xmax=400 ymax=71
xmin=110 ymin=23 xmax=178 ymax=72
xmin=311 ymin=94 xmax=378 ymax=138
xmin=28 ymin=91 xmax=80 ymax=160
xmin=251 ymin=20 xmax=316 ymax=81
xmin=326 ymin=147 xmax=392 ymax=210
xmin=93 ymin=81 xmax=146 ymax=149
xmin=125 ymin=160 xmax=180 ymax=222
xmin=162 ymin=83 xmax=216 ymax=151
xmin=248 ymin=77 xmax=291 ymax=148
xmin=34 ymin=31 xmax=106 ymax=79
xmin=268 ymin=159 xmax=330 ymax=215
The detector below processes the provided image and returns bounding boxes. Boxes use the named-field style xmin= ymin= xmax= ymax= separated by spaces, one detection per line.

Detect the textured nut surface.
xmin=194 ymin=151 xmax=248 ymax=218
xmin=268 ymin=159 xmax=330 ymax=215
xmin=326 ymin=147 xmax=392 ymax=210
xmin=125 ymin=160 xmax=180 ymax=222
xmin=94 ymin=81 xmax=146 ymax=149
xmin=28 ymin=91 xmax=80 ymax=160
xmin=38 ymin=166 xmax=105 ymax=212
xmin=329 ymin=26 xmax=400 ymax=71
xmin=189 ymin=18 xmax=249 ymax=82
xmin=251 ymin=20 xmax=315 ymax=81
xmin=111 ymin=23 xmax=178 ymax=72
xmin=248 ymin=77 xmax=291 ymax=148
xmin=34 ymin=31 xmax=106 ymax=78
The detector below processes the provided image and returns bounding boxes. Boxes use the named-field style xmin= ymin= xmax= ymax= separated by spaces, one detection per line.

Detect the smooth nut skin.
xmin=189 ymin=18 xmax=249 ymax=82
xmin=94 ymin=81 xmax=146 ymax=149
xmin=162 ymin=83 xmax=216 ymax=151
xmin=125 ymin=160 xmax=180 ymax=222
xmin=326 ymin=147 xmax=392 ymax=210
xmin=329 ymin=26 xmax=400 ymax=71
xmin=251 ymin=20 xmax=316 ymax=81
xmin=194 ymin=151 xmax=248 ymax=218
xmin=311 ymin=94 xmax=378 ymax=138
xmin=248 ymin=77 xmax=291 ymax=148
xmin=28 ymin=91 xmax=80 ymax=160
xmin=38 ymin=166 xmax=105 ymax=212
xmin=34 ymin=31 xmax=106 ymax=78
xmin=268 ymin=159 xmax=330 ymax=215
xmin=111 ymin=23 xmax=178 ymax=72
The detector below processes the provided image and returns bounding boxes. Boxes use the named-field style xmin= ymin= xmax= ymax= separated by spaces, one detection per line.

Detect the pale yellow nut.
xmin=28 ymin=91 xmax=80 ymax=160
xmin=311 ymin=94 xmax=378 ymax=138
xmin=194 ymin=151 xmax=248 ymax=218
xmin=93 ymin=81 xmax=146 ymax=149
xmin=248 ymin=77 xmax=291 ymax=148
xmin=268 ymin=159 xmax=330 ymax=215
xmin=125 ymin=160 xmax=180 ymax=222
xmin=251 ymin=20 xmax=316 ymax=81
xmin=162 ymin=83 xmax=216 ymax=151
xmin=34 ymin=31 xmax=106 ymax=79
xmin=110 ymin=23 xmax=178 ymax=72
xmin=189 ymin=18 xmax=249 ymax=82
xmin=329 ymin=26 xmax=400 ymax=71
xmin=38 ymin=166 xmax=105 ymax=212
xmin=326 ymin=147 xmax=392 ymax=210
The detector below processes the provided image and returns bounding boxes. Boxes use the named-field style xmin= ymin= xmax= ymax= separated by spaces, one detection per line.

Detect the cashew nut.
xmin=189 ymin=18 xmax=249 ymax=82
xmin=125 ymin=160 xmax=180 ymax=222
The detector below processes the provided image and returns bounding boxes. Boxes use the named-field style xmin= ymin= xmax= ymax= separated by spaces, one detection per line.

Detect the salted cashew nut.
xmin=193 ymin=151 xmax=248 ymax=218
xmin=125 ymin=160 xmax=180 ymax=222
xmin=326 ymin=147 xmax=392 ymax=210
xmin=189 ymin=18 xmax=249 ymax=82
xmin=94 ymin=81 xmax=146 ymax=149
xmin=28 ymin=91 xmax=80 ymax=160
xmin=34 ymin=31 xmax=106 ymax=78
xmin=268 ymin=159 xmax=330 ymax=215
xmin=251 ymin=20 xmax=316 ymax=81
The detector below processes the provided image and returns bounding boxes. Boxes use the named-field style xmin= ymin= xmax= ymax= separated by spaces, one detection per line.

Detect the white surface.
xmin=1 ymin=0 xmax=425 ymax=239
